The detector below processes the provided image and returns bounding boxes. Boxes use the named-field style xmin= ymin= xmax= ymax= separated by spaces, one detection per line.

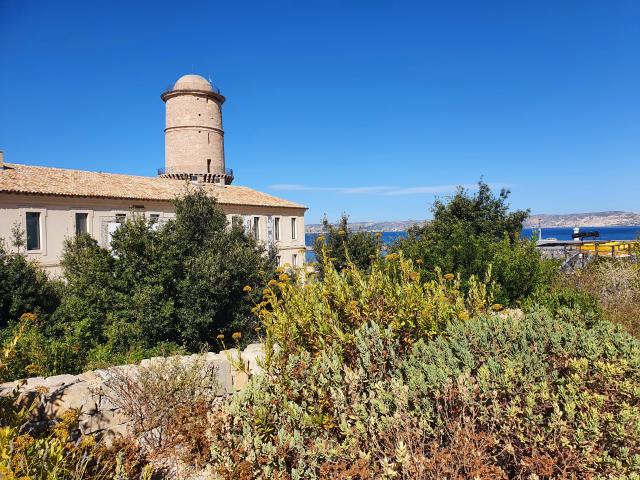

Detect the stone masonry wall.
xmin=0 ymin=343 xmax=264 ymax=444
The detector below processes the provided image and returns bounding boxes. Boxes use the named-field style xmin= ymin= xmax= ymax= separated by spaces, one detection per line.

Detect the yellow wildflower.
xmin=19 ymin=312 xmax=38 ymax=324
xmin=491 ymin=303 xmax=504 ymax=312
xmin=243 ymin=285 xmax=252 ymax=293
xmin=443 ymin=273 xmax=455 ymax=281
xmin=26 ymin=364 xmax=42 ymax=376
xmin=232 ymin=332 xmax=242 ymax=341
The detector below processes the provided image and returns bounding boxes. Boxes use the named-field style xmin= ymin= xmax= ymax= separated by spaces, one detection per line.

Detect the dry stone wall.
xmin=0 ymin=343 xmax=264 ymax=443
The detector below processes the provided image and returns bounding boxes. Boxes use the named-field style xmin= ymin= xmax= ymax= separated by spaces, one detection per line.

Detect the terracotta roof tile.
xmin=0 ymin=163 xmax=306 ymax=210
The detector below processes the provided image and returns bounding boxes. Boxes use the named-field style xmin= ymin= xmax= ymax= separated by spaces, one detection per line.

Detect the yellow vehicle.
xmin=577 ymin=241 xmax=639 ymax=257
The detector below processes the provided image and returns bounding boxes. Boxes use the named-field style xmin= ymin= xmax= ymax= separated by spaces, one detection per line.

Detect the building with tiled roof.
xmin=0 ymin=74 xmax=307 ymax=274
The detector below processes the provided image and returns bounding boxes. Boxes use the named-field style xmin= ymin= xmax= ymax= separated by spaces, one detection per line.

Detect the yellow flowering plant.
xmin=254 ymin=251 xmax=496 ymax=364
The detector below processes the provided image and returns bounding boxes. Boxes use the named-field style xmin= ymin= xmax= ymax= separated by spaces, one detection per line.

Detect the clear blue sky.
xmin=1 ymin=1 xmax=639 ymax=224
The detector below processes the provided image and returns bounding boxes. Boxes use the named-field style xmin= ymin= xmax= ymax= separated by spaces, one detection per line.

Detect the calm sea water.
xmin=305 ymin=226 xmax=640 ymax=262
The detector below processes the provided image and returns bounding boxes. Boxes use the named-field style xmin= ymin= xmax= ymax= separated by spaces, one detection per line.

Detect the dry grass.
xmin=567 ymin=258 xmax=640 ymax=337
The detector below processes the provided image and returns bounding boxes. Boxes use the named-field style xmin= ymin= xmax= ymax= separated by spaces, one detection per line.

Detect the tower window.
xmin=207 ymin=159 xmax=211 ymax=173
xmin=291 ymin=217 xmax=297 ymax=240
xmin=75 ymin=212 xmax=88 ymax=235
xmin=274 ymin=217 xmax=280 ymax=241
xmin=26 ymin=212 xmax=41 ymax=251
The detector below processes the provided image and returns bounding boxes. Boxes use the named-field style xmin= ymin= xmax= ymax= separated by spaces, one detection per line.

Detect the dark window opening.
xmin=207 ymin=159 xmax=211 ymax=173
xmin=252 ymin=217 xmax=260 ymax=239
xmin=75 ymin=212 xmax=88 ymax=235
xmin=26 ymin=212 xmax=40 ymax=251
xmin=115 ymin=214 xmax=126 ymax=224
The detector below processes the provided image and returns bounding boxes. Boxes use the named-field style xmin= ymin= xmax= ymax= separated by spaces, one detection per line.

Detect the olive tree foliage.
xmin=394 ymin=181 xmax=556 ymax=304
xmin=52 ymin=187 xmax=277 ymax=368
xmin=313 ymin=214 xmax=380 ymax=276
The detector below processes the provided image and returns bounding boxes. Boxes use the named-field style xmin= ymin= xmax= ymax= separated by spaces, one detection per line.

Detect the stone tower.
xmin=160 ymin=74 xmax=233 ymax=184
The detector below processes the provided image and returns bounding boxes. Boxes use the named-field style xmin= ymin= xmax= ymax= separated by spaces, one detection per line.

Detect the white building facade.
xmin=0 ymin=74 xmax=307 ymax=275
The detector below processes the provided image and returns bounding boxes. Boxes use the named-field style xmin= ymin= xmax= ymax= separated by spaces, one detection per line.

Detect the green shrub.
xmin=209 ymin=312 xmax=640 ymax=479
xmin=0 ymin=239 xmax=60 ymax=328
xmin=313 ymin=214 xmax=380 ymax=276
xmin=392 ymin=181 xmax=557 ymax=305
xmin=489 ymin=236 xmax=558 ymax=304
xmin=256 ymin=252 xmax=495 ymax=364
xmin=524 ymin=284 xmax=603 ymax=324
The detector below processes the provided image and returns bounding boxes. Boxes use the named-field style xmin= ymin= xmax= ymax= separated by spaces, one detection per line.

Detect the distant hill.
xmin=524 ymin=211 xmax=640 ymax=228
xmin=306 ymin=211 xmax=640 ymax=233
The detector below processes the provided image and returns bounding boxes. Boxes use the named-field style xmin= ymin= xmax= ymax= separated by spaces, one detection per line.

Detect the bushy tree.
xmin=46 ymin=188 xmax=277 ymax=372
xmin=0 ymin=239 xmax=60 ymax=329
xmin=394 ymin=181 xmax=556 ymax=303
xmin=313 ymin=214 xmax=379 ymax=276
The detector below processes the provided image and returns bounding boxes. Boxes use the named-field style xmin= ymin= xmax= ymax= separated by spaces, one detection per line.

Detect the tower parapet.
xmin=160 ymin=74 xmax=233 ymax=184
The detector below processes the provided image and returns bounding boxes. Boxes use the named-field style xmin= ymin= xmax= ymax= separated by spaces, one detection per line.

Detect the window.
xmin=276 ymin=255 xmax=281 ymax=266
xmin=149 ymin=213 xmax=160 ymax=223
xmin=274 ymin=217 xmax=280 ymax=241
xmin=292 ymin=253 xmax=298 ymax=266
xmin=75 ymin=212 xmax=88 ymax=235
xmin=232 ymin=215 xmax=243 ymax=228
xmin=26 ymin=212 xmax=40 ymax=251
xmin=207 ymin=159 xmax=211 ymax=173
xmin=291 ymin=217 xmax=297 ymax=240
xmin=252 ymin=217 xmax=260 ymax=239
xmin=115 ymin=214 xmax=126 ymax=223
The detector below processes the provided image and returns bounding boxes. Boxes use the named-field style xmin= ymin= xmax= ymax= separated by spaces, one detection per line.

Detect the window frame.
xmin=252 ymin=216 xmax=260 ymax=240
xmin=26 ymin=211 xmax=41 ymax=251
xmin=72 ymin=210 xmax=92 ymax=236
xmin=19 ymin=207 xmax=47 ymax=255
xmin=274 ymin=217 xmax=281 ymax=242
xmin=291 ymin=217 xmax=297 ymax=240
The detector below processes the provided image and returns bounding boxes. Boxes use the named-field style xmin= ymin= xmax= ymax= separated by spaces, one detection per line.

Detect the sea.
xmin=305 ymin=226 xmax=640 ymax=262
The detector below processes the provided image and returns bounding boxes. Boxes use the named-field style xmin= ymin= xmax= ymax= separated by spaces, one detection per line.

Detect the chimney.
xmin=0 ymin=150 xmax=4 ymax=169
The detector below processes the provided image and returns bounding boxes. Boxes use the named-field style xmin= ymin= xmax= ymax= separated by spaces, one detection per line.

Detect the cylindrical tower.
xmin=160 ymin=74 xmax=233 ymax=184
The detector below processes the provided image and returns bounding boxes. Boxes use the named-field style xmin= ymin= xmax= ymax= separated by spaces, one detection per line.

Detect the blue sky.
xmin=1 ymin=1 xmax=639 ymax=224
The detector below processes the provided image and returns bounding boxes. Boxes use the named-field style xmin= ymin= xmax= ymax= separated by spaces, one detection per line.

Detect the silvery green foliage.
xmin=209 ymin=312 xmax=640 ymax=479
